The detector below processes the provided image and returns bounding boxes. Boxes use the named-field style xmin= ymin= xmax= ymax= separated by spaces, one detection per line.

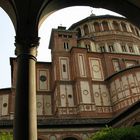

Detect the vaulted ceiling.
xmin=0 ymin=0 xmax=140 ymax=42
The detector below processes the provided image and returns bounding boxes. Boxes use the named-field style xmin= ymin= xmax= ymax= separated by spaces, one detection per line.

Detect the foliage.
xmin=0 ymin=132 xmax=13 ymax=140
xmin=89 ymin=125 xmax=140 ymax=140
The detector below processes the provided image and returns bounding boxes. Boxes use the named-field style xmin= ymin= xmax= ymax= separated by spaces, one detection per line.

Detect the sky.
xmin=0 ymin=6 xmax=123 ymax=88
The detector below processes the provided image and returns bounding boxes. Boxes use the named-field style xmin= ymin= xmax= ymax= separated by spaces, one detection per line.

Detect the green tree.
xmin=0 ymin=132 xmax=13 ymax=140
xmin=89 ymin=125 xmax=140 ymax=140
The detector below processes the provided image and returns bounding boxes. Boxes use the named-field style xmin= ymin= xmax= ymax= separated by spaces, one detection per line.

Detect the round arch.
xmin=39 ymin=0 xmax=140 ymax=28
xmin=0 ymin=6 xmax=16 ymax=88
xmin=60 ymin=135 xmax=80 ymax=140
xmin=0 ymin=0 xmax=17 ymax=30
xmin=63 ymin=137 xmax=78 ymax=140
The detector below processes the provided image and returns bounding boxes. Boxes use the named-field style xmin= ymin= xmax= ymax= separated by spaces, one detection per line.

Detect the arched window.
xmin=76 ymin=28 xmax=81 ymax=38
xmin=113 ymin=21 xmax=120 ymax=31
xmin=94 ymin=22 xmax=100 ymax=32
xmin=85 ymin=44 xmax=91 ymax=51
xmin=121 ymin=22 xmax=127 ymax=32
xmin=83 ymin=24 xmax=89 ymax=35
xmin=108 ymin=44 xmax=115 ymax=52
xmin=102 ymin=21 xmax=109 ymax=31
xmin=128 ymin=46 xmax=134 ymax=53
xmin=63 ymin=64 xmax=66 ymax=72
xmin=121 ymin=45 xmax=127 ymax=52
xmin=100 ymin=45 xmax=106 ymax=52
xmin=64 ymin=42 xmax=69 ymax=50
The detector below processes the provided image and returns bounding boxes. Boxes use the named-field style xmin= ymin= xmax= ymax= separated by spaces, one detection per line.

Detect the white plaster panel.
xmin=59 ymin=57 xmax=70 ymax=80
xmin=118 ymin=92 xmax=123 ymax=99
xmin=115 ymin=79 xmax=121 ymax=89
xmin=36 ymin=95 xmax=43 ymax=115
xmin=112 ymin=96 xmax=117 ymax=103
xmin=134 ymin=76 xmax=140 ymax=93
xmin=89 ymin=58 xmax=104 ymax=81
xmin=134 ymin=76 xmax=139 ymax=86
xmin=128 ymin=74 xmax=137 ymax=94
xmin=110 ymin=81 xmax=116 ymax=96
xmin=125 ymin=62 xmax=135 ymax=68
xmin=40 ymin=70 xmax=47 ymax=90
xmin=78 ymin=54 xmax=86 ymax=77
xmin=121 ymin=76 xmax=130 ymax=96
xmin=80 ymin=81 xmax=91 ymax=103
xmin=80 ymin=41 xmax=85 ymax=48
xmin=60 ymin=85 xmax=66 ymax=107
xmin=136 ymin=71 xmax=140 ymax=81
xmin=131 ymin=85 xmax=137 ymax=94
xmin=100 ymin=85 xmax=111 ymax=106
xmin=122 ymin=76 xmax=128 ymax=85
xmin=128 ymin=74 xmax=135 ymax=83
xmin=92 ymin=84 xmax=102 ymax=105
xmin=122 ymin=76 xmax=129 ymax=87
xmin=2 ymin=95 xmax=9 ymax=116
xmin=90 ymin=42 xmax=96 ymax=52
xmin=66 ymin=85 xmax=74 ymax=107
xmin=37 ymin=69 xmax=49 ymax=91
xmin=96 ymin=44 xmax=100 ymax=52
xmin=114 ymin=42 xmax=122 ymax=53
xmin=44 ymin=95 xmax=52 ymax=115
xmin=124 ymin=89 xmax=130 ymax=97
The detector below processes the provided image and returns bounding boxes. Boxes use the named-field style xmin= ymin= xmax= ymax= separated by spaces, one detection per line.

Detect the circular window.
xmin=61 ymin=94 xmax=65 ymax=99
xmin=37 ymin=102 xmax=42 ymax=108
xmin=102 ymin=92 xmax=107 ymax=97
xmin=95 ymin=92 xmax=99 ymax=97
xmin=92 ymin=65 xmax=100 ymax=72
xmin=83 ymin=90 xmax=89 ymax=95
xmin=3 ymin=103 xmax=7 ymax=107
xmin=40 ymin=75 xmax=47 ymax=82
xmin=46 ymin=102 xmax=51 ymax=107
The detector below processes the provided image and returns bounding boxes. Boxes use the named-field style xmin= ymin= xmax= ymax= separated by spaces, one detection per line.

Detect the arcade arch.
xmin=0 ymin=8 xmax=15 ymax=88
xmin=62 ymin=137 xmax=78 ymax=140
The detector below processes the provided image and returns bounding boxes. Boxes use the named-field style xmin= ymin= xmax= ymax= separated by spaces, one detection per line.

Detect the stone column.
xmin=13 ymin=37 xmax=39 ymax=140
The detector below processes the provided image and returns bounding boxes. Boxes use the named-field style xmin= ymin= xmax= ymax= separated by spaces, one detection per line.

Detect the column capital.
xmin=14 ymin=36 xmax=40 ymax=58
xmin=15 ymin=36 xmax=40 ymax=47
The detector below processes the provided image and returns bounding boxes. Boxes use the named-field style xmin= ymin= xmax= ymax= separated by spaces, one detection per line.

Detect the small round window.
xmin=40 ymin=75 xmax=47 ymax=82
xmin=83 ymin=90 xmax=89 ymax=95
xmin=3 ymin=103 xmax=7 ymax=107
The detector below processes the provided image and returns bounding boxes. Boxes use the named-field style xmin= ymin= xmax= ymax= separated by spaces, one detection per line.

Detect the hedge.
xmin=89 ymin=125 xmax=140 ymax=140
xmin=0 ymin=132 xmax=12 ymax=140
